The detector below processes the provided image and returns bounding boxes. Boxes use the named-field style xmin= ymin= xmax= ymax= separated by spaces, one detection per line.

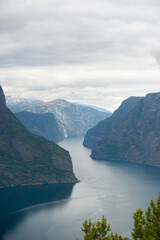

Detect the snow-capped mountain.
xmin=23 ymin=99 xmax=111 ymax=138
xmin=6 ymin=96 xmax=43 ymax=112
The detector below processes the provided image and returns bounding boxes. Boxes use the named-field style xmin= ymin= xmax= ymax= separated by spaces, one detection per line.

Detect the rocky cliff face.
xmin=91 ymin=93 xmax=160 ymax=167
xmin=83 ymin=97 xmax=143 ymax=148
xmin=0 ymin=86 xmax=6 ymax=111
xmin=15 ymin=111 xmax=62 ymax=143
xmin=23 ymin=99 xmax=110 ymax=138
xmin=0 ymin=86 xmax=78 ymax=188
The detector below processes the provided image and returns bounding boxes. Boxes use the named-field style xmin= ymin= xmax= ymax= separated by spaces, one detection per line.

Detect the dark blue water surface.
xmin=0 ymin=138 xmax=160 ymax=240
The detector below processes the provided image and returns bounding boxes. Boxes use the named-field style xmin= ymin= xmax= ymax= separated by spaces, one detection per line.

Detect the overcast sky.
xmin=0 ymin=0 xmax=160 ymax=111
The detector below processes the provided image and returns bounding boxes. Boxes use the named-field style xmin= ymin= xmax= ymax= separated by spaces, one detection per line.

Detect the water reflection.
xmin=0 ymin=183 xmax=75 ymax=240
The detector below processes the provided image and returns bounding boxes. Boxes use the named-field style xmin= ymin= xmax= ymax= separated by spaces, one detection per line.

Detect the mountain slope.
xmin=74 ymin=102 xmax=112 ymax=113
xmin=0 ymin=86 xmax=78 ymax=188
xmin=23 ymin=99 xmax=110 ymax=138
xmin=91 ymin=93 xmax=160 ymax=167
xmin=15 ymin=111 xmax=62 ymax=143
xmin=83 ymin=97 xmax=143 ymax=148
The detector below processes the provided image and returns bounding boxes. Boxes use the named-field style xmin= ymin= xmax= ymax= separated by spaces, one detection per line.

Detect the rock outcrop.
xmin=0 ymin=86 xmax=78 ymax=188
xmin=91 ymin=93 xmax=160 ymax=167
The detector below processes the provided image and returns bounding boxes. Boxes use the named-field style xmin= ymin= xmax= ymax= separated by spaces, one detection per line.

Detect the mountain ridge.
xmin=83 ymin=96 xmax=143 ymax=148
xmin=91 ymin=92 xmax=160 ymax=167
xmin=22 ymin=99 xmax=111 ymax=138
xmin=6 ymin=95 xmax=43 ymax=112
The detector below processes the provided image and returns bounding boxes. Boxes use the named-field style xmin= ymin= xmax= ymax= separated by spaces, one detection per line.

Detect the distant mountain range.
xmin=74 ymin=102 xmax=111 ymax=113
xmin=83 ymin=96 xmax=143 ymax=148
xmin=89 ymin=105 xmax=111 ymax=113
xmin=0 ymin=86 xmax=78 ymax=188
xmin=6 ymin=96 xmax=43 ymax=112
xmin=89 ymin=93 xmax=160 ymax=167
xmin=6 ymin=97 xmax=111 ymax=140
xmin=14 ymin=99 xmax=111 ymax=138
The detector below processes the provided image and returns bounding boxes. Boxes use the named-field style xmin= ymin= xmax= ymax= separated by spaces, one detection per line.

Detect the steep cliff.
xmin=15 ymin=111 xmax=62 ymax=143
xmin=0 ymin=86 xmax=6 ymax=111
xmin=91 ymin=93 xmax=160 ymax=167
xmin=0 ymin=86 xmax=78 ymax=188
xmin=83 ymin=97 xmax=143 ymax=148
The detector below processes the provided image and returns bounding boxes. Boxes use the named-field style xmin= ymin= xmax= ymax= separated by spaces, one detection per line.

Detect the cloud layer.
xmin=0 ymin=0 xmax=160 ymax=111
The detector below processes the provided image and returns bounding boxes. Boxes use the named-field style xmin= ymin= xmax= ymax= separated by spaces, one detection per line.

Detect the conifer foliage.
xmin=80 ymin=192 xmax=160 ymax=240
xmin=132 ymin=192 xmax=160 ymax=240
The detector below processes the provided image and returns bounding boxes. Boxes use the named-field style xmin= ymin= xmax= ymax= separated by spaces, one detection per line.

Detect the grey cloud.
xmin=152 ymin=50 xmax=160 ymax=65
xmin=0 ymin=0 xmax=160 ymax=67
xmin=1 ymin=0 xmax=160 ymax=111
xmin=0 ymin=1 xmax=29 ymax=32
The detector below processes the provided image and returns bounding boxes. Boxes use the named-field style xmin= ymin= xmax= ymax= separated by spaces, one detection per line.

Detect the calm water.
xmin=0 ymin=137 xmax=160 ymax=240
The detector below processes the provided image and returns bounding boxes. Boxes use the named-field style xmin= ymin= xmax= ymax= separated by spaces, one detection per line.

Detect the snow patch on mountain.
xmin=23 ymin=99 xmax=111 ymax=138
xmin=6 ymin=96 xmax=43 ymax=112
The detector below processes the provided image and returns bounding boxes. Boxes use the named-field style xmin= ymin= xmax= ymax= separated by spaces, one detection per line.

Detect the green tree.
xmin=132 ymin=192 xmax=160 ymax=240
xmin=80 ymin=192 xmax=160 ymax=240
xmin=81 ymin=216 xmax=129 ymax=240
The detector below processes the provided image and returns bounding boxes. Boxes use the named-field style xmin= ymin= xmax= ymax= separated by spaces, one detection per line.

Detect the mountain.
xmin=91 ymin=93 xmax=160 ymax=167
xmin=6 ymin=96 xmax=43 ymax=112
xmin=0 ymin=86 xmax=78 ymax=188
xmin=15 ymin=111 xmax=62 ymax=143
xmin=83 ymin=96 xmax=143 ymax=148
xmin=88 ymin=105 xmax=111 ymax=113
xmin=74 ymin=102 xmax=112 ymax=113
xmin=23 ymin=99 xmax=110 ymax=138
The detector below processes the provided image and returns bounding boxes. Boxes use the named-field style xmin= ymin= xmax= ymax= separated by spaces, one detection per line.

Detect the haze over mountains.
xmin=0 ymin=86 xmax=78 ymax=188
xmin=6 ymin=96 xmax=43 ymax=112
xmin=1 ymin=86 xmax=160 ymax=191
xmin=6 ymin=97 xmax=111 ymax=139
